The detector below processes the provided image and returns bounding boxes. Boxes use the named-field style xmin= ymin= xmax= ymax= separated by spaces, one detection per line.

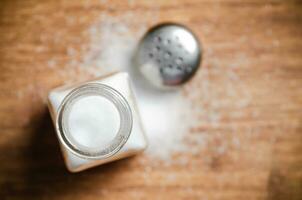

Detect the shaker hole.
xmin=155 ymin=36 xmax=162 ymax=42
xmin=160 ymin=67 xmax=164 ymax=74
xmin=164 ymin=52 xmax=172 ymax=59
xmin=176 ymin=57 xmax=183 ymax=65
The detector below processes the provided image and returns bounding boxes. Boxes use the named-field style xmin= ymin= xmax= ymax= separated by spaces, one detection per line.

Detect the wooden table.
xmin=0 ymin=0 xmax=301 ymax=199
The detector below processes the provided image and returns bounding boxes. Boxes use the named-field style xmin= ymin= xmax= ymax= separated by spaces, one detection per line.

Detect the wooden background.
xmin=0 ymin=0 xmax=301 ymax=199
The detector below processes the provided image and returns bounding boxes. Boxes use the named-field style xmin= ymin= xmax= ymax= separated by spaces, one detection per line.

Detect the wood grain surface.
xmin=0 ymin=0 xmax=301 ymax=199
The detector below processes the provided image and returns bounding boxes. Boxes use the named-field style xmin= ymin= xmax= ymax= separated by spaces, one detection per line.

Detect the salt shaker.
xmin=48 ymin=72 xmax=147 ymax=172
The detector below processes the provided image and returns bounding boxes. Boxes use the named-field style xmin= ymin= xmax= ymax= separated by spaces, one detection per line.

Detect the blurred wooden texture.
xmin=0 ymin=0 xmax=301 ymax=199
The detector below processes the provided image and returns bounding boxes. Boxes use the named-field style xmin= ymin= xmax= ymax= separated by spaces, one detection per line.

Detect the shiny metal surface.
xmin=135 ymin=23 xmax=202 ymax=88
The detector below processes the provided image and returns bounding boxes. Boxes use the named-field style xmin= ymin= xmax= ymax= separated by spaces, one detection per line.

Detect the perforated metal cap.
xmin=135 ymin=23 xmax=202 ymax=89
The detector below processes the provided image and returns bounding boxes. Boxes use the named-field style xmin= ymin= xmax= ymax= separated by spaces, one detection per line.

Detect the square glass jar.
xmin=48 ymin=72 xmax=147 ymax=172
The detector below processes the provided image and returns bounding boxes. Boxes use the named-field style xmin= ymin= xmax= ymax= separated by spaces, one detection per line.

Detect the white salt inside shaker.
xmin=48 ymin=72 xmax=147 ymax=172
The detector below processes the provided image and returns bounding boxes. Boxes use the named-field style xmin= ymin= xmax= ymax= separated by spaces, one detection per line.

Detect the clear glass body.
xmin=48 ymin=72 xmax=147 ymax=172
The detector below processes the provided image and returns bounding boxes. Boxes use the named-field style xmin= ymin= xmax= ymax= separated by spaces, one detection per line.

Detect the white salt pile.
xmin=66 ymin=95 xmax=120 ymax=149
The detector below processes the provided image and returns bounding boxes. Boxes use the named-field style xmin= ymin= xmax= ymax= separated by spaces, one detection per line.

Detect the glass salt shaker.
xmin=47 ymin=72 xmax=147 ymax=172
